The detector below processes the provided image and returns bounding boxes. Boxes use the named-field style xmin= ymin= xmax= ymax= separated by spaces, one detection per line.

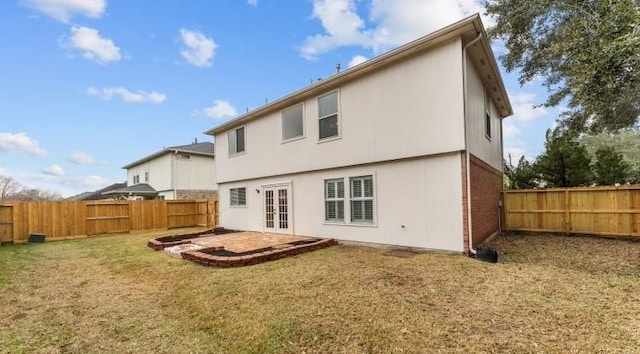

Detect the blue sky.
xmin=0 ymin=0 xmax=557 ymax=197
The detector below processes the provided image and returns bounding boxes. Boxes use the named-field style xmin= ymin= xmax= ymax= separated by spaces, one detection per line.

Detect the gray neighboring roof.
xmin=104 ymin=183 xmax=158 ymax=196
xmin=66 ymin=182 xmax=128 ymax=201
xmin=205 ymin=14 xmax=512 ymax=137
xmin=122 ymin=142 xmax=214 ymax=169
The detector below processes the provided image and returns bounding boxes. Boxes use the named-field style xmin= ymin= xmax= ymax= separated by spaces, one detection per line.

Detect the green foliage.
xmin=592 ymin=147 xmax=633 ymax=185
xmin=504 ymin=155 xmax=537 ymax=189
xmin=485 ymin=0 xmax=640 ymax=132
xmin=534 ymin=128 xmax=593 ymax=187
xmin=580 ymin=129 xmax=640 ymax=180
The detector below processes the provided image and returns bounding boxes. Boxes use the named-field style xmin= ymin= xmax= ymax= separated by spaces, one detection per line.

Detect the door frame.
xmin=261 ymin=181 xmax=293 ymax=234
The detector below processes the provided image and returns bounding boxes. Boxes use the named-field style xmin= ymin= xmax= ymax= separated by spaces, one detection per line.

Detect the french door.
xmin=263 ymin=183 xmax=293 ymax=234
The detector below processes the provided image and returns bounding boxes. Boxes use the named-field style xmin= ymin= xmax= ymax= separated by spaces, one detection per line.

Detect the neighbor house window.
xmin=325 ymin=179 xmax=344 ymax=222
xmin=144 ymin=172 xmax=149 ymax=182
xmin=318 ymin=91 xmax=339 ymax=140
xmin=228 ymin=127 xmax=246 ymax=155
xmin=350 ymin=176 xmax=374 ymax=223
xmin=282 ymin=103 xmax=304 ymax=141
xmin=485 ymin=89 xmax=491 ymax=139
xmin=230 ymin=187 xmax=246 ymax=206
xmin=133 ymin=174 xmax=140 ymax=184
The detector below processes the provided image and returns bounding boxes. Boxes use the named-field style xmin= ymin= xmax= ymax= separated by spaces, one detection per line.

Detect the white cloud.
xmin=348 ymin=55 xmax=368 ymax=67
xmin=0 ymin=132 xmax=47 ymax=157
xmin=21 ymin=0 xmax=106 ymax=23
xmin=43 ymin=164 xmax=65 ymax=176
xmin=69 ymin=151 xmax=95 ymax=165
xmin=180 ymin=29 xmax=217 ymax=67
xmin=300 ymin=0 xmax=487 ymax=59
xmin=63 ymin=26 xmax=121 ymax=64
xmin=87 ymin=86 xmax=166 ymax=104
xmin=503 ymin=146 xmax=527 ymax=163
xmin=247 ymin=0 xmax=258 ymax=6
xmin=202 ymin=100 xmax=238 ymax=119
xmin=509 ymin=93 xmax=547 ymax=122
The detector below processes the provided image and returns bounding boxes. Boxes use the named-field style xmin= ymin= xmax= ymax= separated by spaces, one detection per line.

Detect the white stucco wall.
xmin=218 ymin=153 xmax=464 ymax=252
xmin=215 ymin=38 xmax=465 ymax=184
xmin=126 ymin=154 xmax=172 ymax=191
xmin=174 ymin=153 xmax=216 ymax=191
xmin=464 ymin=55 xmax=503 ymax=172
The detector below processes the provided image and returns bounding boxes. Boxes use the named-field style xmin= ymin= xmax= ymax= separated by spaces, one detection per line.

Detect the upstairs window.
xmin=230 ymin=187 xmax=246 ymax=206
xmin=324 ymin=179 xmax=344 ymax=222
xmin=350 ymin=176 xmax=374 ymax=223
xmin=318 ymin=91 xmax=339 ymax=140
xmin=144 ymin=172 xmax=149 ymax=182
xmin=282 ymin=103 xmax=304 ymax=141
xmin=485 ymin=89 xmax=491 ymax=140
xmin=229 ymin=126 xmax=246 ymax=155
xmin=133 ymin=175 xmax=140 ymax=184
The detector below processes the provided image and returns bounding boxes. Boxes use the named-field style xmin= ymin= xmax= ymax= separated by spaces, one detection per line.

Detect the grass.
xmin=1 ymin=229 xmax=640 ymax=353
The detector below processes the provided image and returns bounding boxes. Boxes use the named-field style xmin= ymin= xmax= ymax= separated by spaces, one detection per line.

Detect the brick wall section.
xmin=469 ymin=154 xmax=503 ymax=247
xmin=176 ymin=189 xmax=218 ymax=200
xmin=460 ymin=152 xmax=470 ymax=253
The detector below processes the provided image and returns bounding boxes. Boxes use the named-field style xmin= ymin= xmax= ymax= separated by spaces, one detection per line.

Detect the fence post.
xmin=564 ymin=189 xmax=570 ymax=234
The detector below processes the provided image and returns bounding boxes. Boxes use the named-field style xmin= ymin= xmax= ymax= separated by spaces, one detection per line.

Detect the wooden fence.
xmin=0 ymin=199 xmax=218 ymax=244
xmin=502 ymin=186 xmax=640 ymax=237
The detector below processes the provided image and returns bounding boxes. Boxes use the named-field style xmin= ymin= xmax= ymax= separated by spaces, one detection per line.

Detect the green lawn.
xmin=1 ymin=229 xmax=639 ymax=353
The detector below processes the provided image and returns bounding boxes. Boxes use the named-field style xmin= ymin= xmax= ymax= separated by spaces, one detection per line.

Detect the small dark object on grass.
xmin=28 ymin=233 xmax=46 ymax=243
xmin=474 ymin=248 xmax=498 ymax=263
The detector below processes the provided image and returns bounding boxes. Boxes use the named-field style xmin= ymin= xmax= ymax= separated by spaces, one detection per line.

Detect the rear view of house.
xmin=205 ymin=14 xmax=512 ymax=253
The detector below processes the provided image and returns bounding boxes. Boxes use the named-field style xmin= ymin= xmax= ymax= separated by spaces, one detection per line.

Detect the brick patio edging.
xmin=147 ymin=228 xmax=231 ymax=251
xmin=182 ymin=238 xmax=338 ymax=268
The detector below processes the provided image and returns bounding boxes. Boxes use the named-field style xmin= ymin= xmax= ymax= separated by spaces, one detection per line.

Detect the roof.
xmin=66 ymin=182 xmax=127 ymax=201
xmin=205 ymin=14 xmax=512 ymax=137
xmin=122 ymin=141 xmax=214 ymax=169
xmin=104 ymin=183 xmax=158 ymax=196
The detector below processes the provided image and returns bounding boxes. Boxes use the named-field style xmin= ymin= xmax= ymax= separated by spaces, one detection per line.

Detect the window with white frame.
xmin=318 ymin=91 xmax=339 ymax=140
xmin=350 ymin=175 xmax=374 ymax=223
xmin=228 ymin=127 xmax=246 ymax=155
xmin=230 ymin=187 xmax=246 ymax=206
xmin=133 ymin=174 xmax=140 ymax=184
xmin=144 ymin=172 xmax=149 ymax=182
xmin=324 ymin=179 xmax=344 ymax=222
xmin=282 ymin=103 xmax=304 ymax=141
xmin=485 ymin=89 xmax=491 ymax=139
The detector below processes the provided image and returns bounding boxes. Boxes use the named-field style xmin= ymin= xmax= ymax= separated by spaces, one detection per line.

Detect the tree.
xmin=580 ymin=129 xmax=640 ymax=181
xmin=11 ymin=188 xmax=63 ymax=201
xmin=484 ymin=0 xmax=640 ymax=132
xmin=534 ymin=128 xmax=593 ymax=187
xmin=504 ymin=155 xmax=538 ymax=189
xmin=592 ymin=146 xmax=632 ymax=185
xmin=0 ymin=175 xmax=22 ymax=200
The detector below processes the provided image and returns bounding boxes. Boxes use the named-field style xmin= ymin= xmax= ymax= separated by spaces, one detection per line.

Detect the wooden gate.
xmin=0 ymin=205 xmax=12 ymax=243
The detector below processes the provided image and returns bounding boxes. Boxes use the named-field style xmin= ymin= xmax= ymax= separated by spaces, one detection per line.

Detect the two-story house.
xmin=205 ymin=15 xmax=512 ymax=253
xmin=108 ymin=141 xmax=217 ymax=200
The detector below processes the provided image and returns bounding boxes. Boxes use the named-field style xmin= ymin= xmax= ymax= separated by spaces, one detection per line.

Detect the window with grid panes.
xmin=350 ymin=176 xmax=374 ymax=223
xmin=324 ymin=178 xmax=344 ymax=222
xmin=230 ymin=187 xmax=246 ymax=206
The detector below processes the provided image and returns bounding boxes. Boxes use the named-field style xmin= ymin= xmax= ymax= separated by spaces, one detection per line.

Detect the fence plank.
xmin=503 ymin=186 xmax=640 ymax=237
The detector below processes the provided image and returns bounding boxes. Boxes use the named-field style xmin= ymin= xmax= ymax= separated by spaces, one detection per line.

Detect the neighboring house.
xmin=108 ymin=141 xmax=217 ymax=200
xmin=205 ymin=15 xmax=512 ymax=253
xmin=67 ymin=182 xmax=127 ymax=201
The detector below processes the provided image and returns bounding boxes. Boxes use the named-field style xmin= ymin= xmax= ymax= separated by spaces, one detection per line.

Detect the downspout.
xmin=462 ymin=32 xmax=482 ymax=256
xmin=172 ymin=151 xmax=177 ymax=200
